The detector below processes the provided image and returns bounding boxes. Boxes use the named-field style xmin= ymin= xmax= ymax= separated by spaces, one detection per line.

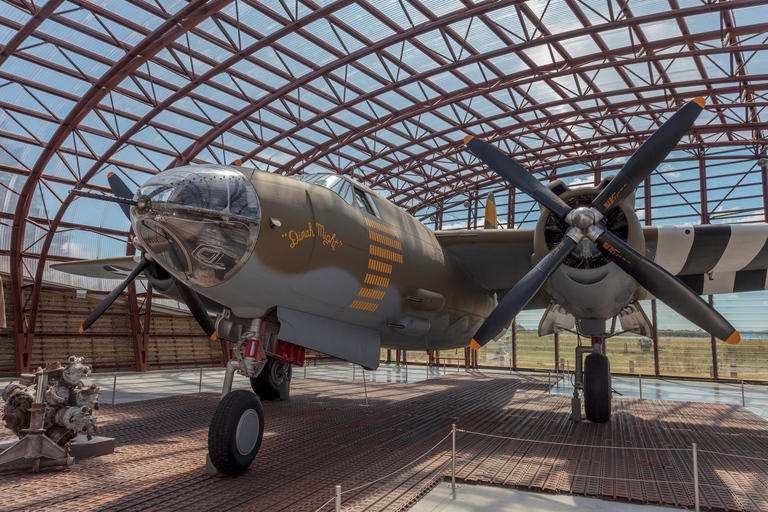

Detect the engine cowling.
xmin=532 ymin=178 xmax=646 ymax=334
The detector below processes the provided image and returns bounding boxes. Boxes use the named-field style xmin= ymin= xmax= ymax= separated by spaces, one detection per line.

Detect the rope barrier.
xmin=457 ymin=428 xmax=692 ymax=452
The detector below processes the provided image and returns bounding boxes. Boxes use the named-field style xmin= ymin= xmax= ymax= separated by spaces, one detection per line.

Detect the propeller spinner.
xmin=465 ymin=97 xmax=740 ymax=349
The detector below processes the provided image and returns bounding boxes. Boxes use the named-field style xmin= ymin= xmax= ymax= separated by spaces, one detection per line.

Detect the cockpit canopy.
xmin=295 ymin=173 xmax=380 ymax=217
xmin=136 ymin=165 xmax=261 ymax=220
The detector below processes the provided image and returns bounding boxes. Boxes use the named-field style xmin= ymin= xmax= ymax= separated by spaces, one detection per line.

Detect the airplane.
xmin=52 ymin=96 xmax=768 ymax=474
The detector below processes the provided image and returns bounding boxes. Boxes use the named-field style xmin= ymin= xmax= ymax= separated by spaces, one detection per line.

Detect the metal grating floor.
xmin=1 ymin=372 xmax=767 ymax=511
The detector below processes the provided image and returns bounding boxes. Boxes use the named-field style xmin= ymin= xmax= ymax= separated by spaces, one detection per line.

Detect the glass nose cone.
xmin=132 ymin=165 xmax=261 ymax=288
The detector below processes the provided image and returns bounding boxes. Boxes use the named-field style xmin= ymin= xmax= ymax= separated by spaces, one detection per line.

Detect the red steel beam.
xmin=9 ymin=0 xmax=234 ymax=375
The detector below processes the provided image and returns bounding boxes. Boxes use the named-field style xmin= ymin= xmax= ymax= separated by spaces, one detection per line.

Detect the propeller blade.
xmin=594 ymin=230 xmax=739 ymax=344
xmin=471 ymin=235 xmax=578 ymax=349
xmin=174 ymin=277 xmax=217 ymax=340
xmin=80 ymin=256 xmax=151 ymax=333
xmin=107 ymin=172 xmax=135 ymax=219
xmin=464 ymin=136 xmax=572 ymax=219
xmin=592 ymin=97 xmax=705 ymax=215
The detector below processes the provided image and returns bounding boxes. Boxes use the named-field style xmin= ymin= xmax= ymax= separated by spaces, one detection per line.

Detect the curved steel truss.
xmin=1 ymin=0 xmax=766 ymax=373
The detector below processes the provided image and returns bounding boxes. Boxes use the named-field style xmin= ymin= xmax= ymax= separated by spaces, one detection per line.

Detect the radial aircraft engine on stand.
xmin=463 ymin=97 xmax=740 ymax=423
xmin=0 ymin=356 xmax=99 ymax=471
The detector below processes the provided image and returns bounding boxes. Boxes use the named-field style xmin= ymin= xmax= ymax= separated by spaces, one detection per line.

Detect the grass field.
xmin=381 ymin=332 xmax=768 ymax=381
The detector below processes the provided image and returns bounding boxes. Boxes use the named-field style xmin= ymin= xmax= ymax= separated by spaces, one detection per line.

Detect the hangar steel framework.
xmin=0 ymin=0 xmax=766 ymax=375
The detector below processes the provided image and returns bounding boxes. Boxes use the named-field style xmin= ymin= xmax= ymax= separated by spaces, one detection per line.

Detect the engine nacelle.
xmin=532 ymin=178 xmax=646 ymax=334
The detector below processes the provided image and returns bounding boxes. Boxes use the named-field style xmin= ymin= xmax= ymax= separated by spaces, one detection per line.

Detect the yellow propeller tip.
xmin=210 ymin=332 xmax=217 ymax=341
xmin=724 ymin=331 xmax=740 ymax=345
xmin=463 ymin=135 xmax=474 ymax=144
xmin=78 ymin=326 xmax=84 ymax=334
xmin=470 ymin=339 xmax=481 ymax=350
xmin=233 ymin=159 xmax=242 ymax=166
xmin=693 ymin=96 xmax=706 ymax=108
xmin=107 ymin=172 xmax=115 ymax=178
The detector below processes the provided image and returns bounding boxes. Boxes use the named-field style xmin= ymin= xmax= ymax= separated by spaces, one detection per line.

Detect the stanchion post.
xmin=742 ymin=380 xmax=745 ymax=406
xmin=362 ymin=367 xmax=368 ymax=407
xmin=199 ymin=367 xmax=203 ymax=393
xmin=353 ymin=364 xmax=355 ymax=381
xmin=547 ymin=371 xmax=551 ymax=394
xmin=335 ymin=485 xmax=341 ymax=512
xmin=693 ymin=443 xmax=700 ymax=512
xmin=111 ymin=375 xmax=117 ymax=405
xmin=451 ymin=423 xmax=456 ymax=490
xmin=405 ymin=361 xmax=408 ymax=383
xmin=639 ymin=374 xmax=643 ymax=400
xmin=304 ymin=364 xmax=307 ymax=379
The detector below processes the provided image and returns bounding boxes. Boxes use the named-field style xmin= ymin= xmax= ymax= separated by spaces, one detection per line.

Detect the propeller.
xmin=465 ymin=96 xmax=740 ymax=348
xmin=470 ymin=235 xmax=578 ymax=349
xmin=464 ymin=136 xmax=572 ymax=219
xmin=593 ymin=230 xmax=738 ymax=343
xmin=591 ymin=98 xmax=705 ymax=215
xmin=75 ymin=173 xmax=217 ymax=340
xmin=79 ymin=256 xmax=151 ymax=333
xmin=107 ymin=172 xmax=135 ymax=219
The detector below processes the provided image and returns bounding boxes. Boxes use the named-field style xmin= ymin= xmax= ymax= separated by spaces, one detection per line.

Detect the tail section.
xmin=484 ymin=192 xmax=497 ymax=229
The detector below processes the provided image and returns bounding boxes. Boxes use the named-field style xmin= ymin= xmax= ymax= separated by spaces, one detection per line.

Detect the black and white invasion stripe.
xmin=646 ymin=224 xmax=768 ymax=295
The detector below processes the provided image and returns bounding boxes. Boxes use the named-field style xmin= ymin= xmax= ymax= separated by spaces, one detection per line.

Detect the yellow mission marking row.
xmin=350 ymin=300 xmax=378 ymax=312
xmin=364 ymin=273 xmax=390 ymax=288
xmin=369 ymin=244 xmax=403 ymax=264
xmin=358 ymin=287 xmax=386 ymax=301
xmin=368 ymin=259 xmax=392 ymax=275
xmin=369 ymin=231 xmax=402 ymax=251
xmin=365 ymin=217 xmax=399 ymax=238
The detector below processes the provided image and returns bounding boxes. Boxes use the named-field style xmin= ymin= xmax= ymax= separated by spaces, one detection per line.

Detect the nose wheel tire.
xmin=250 ymin=357 xmax=292 ymax=401
xmin=584 ymin=353 xmax=611 ymax=423
xmin=208 ymin=390 xmax=264 ymax=474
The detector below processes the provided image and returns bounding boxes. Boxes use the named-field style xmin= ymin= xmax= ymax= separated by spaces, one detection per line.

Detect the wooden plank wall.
xmin=0 ymin=281 xmax=223 ymax=376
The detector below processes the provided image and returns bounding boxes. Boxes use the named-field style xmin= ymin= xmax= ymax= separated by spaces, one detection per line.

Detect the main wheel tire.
xmin=584 ymin=352 xmax=612 ymax=423
xmin=250 ymin=357 xmax=292 ymax=401
xmin=208 ymin=389 xmax=264 ymax=474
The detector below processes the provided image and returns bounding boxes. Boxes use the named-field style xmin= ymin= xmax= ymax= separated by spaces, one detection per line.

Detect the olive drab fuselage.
xmin=195 ymin=168 xmax=496 ymax=351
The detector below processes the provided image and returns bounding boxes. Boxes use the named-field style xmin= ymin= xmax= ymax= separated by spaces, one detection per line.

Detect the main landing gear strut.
xmin=571 ymin=336 xmax=611 ymax=424
xmin=207 ymin=318 xmax=303 ymax=474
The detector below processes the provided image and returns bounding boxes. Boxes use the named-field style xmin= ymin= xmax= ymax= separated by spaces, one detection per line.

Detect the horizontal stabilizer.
xmin=51 ymin=256 xmax=143 ymax=280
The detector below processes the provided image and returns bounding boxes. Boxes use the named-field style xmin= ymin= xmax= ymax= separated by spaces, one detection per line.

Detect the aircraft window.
xmin=353 ymin=188 xmax=375 ymax=215
xmin=335 ymin=180 xmax=354 ymax=205
xmin=365 ymin=192 xmax=381 ymax=218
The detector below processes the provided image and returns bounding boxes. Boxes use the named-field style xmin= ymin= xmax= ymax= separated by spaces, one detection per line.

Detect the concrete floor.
xmin=412 ymin=483 xmax=681 ymax=512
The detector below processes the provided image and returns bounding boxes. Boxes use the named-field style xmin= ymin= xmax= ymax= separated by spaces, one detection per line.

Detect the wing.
xmin=50 ymin=256 xmax=144 ymax=280
xmin=647 ymin=223 xmax=768 ymax=295
xmin=438 ymin=223 xmax=768 ymax=304
xmin=436 ymin=228 xmax=552 ymax=308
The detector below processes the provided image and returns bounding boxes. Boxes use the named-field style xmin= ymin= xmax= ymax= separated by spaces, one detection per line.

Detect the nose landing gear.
xmin=572 ymin=336 xmax=612 ymax=423
xmin=207 ymin=318 xmax=301 ymax=474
